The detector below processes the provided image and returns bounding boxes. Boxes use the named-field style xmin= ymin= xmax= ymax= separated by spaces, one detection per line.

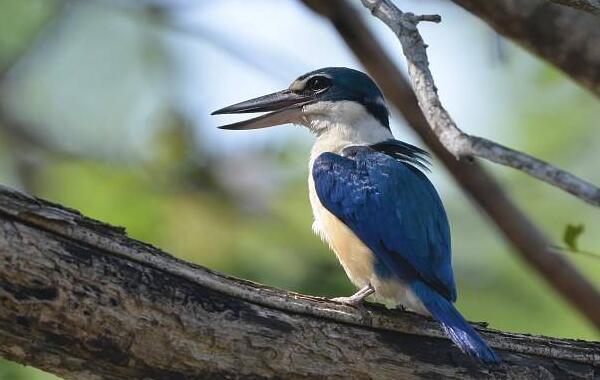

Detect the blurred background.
xmin=0 ymin=0 xmax=599 ymax=378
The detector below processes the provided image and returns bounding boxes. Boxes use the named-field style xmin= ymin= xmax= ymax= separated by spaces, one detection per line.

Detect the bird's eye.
xmin=306 ymin=76 xmax=331 ymax=93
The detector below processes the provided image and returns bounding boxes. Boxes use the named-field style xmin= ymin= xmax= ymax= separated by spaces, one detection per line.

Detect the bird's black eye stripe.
xmin=306 ymin=76 xmax=332 ymax=93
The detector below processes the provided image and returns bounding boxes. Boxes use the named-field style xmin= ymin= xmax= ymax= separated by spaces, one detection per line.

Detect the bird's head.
xmin=212 ymin=67 xmax=390 ymax=136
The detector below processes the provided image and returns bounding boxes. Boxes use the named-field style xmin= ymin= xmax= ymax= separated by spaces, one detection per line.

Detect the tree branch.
xmin=0 ymin=185 xmax=599 ymax=378
xmin=300 ymin=0 xmax=600 ymax=329
xmin=450 ymin=0 xmax=600 ymax=98
xmin=550 ymin=0 xmax=600 ymax=16
xmin=359 ymin=0 xmax=600 ymax=207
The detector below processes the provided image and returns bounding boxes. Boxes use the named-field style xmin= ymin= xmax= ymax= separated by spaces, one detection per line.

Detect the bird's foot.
xmin=331 ymin=296 xmax=365 ymax=306
xmin=331 ymin=284 xmax=374 ymax=306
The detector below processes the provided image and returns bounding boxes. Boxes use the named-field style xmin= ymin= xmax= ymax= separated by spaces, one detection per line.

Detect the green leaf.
xmin=563 ymin=224 xmax=585 ymax=251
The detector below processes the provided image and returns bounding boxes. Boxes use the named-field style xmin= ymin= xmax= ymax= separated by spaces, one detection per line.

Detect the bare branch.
xmin=550 ymin=0 xmax=600 ymax=16
xmin=0 ymin=185 xmax=599 ymax=378
xmin=465 ymin=136 xmax=600 ymax=205
xmin=360 ymin=0 xmax=600 ymax=207
xmin=301 ymin=0 xmax=600 ymax=329
xmin=451 ymin=0 xmax=600 ymax=98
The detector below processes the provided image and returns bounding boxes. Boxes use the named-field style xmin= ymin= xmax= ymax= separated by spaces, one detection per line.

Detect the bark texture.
xmin=551 ymin=0 xmax=600 ymax=15
xmin=450 ymin=0 xmax=600 ymax=98
xmin=0 ymin=187 xmax=599 ymax=379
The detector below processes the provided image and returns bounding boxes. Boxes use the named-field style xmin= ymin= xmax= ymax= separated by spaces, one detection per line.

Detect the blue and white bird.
xmin=212 ymin=67 xmax=499 ymax=364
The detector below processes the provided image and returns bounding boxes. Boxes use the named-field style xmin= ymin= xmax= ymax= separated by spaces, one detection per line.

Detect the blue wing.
xmin=313 ymin=144 xmax=501 ymax=363
xmin=312 ymin=145 xmax=456 ymax=301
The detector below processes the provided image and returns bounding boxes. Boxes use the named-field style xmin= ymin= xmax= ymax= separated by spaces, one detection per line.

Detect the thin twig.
xmin=551 ymin=245 xmax=600 ymax=260
xmin=361 ymin=0 xmax=600 ymax=207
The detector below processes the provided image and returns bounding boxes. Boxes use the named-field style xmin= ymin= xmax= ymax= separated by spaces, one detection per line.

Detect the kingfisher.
xmin=212 ymin=67 xmax=499 ymax=363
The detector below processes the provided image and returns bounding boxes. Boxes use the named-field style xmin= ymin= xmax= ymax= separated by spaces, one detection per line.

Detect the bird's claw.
xmin=331 ymin=296 xmax=364 ymax=306
xmin=331 ymin=284 xmax=374 ymax=306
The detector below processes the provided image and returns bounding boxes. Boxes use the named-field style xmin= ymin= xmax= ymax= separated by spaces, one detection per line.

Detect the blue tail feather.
xmin=412 ymin=281 xmax=500 ymax=364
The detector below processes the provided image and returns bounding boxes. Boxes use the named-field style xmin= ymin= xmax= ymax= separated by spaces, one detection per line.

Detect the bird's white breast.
xmin=307 ymin=104 xmax=390 ymax=290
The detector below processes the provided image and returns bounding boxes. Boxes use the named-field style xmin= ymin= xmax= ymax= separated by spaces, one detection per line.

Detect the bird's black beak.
xmin=211 ymin=89 xmax=312 ymax=130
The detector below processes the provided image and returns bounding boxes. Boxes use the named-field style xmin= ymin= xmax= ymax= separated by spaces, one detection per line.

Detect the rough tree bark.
xmin=550 ymin=0 xmax=600 ymax=15
xmin=0 ymin=187 xmax=599 ymax=379
xmin=450 ymin=0 xmax=600 ymax=98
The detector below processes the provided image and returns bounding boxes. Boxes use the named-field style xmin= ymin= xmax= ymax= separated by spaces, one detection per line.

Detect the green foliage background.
xmin=0 ymin=1 xmax=599 ymax=378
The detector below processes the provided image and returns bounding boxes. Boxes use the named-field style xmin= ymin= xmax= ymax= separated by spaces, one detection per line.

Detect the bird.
xmin=212 ymin=67 xmax=500 ymax=364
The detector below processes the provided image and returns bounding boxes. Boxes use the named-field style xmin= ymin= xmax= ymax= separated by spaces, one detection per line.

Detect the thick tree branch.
xmin=550 ymin=0 xmax=600 ymax=16
xmin=359 ymin=0 xmax=600 ymax=207
xmin=0 ymin=186 xmax=599 ymax=378
xmin=450 ymin=0 xmax=600 ymax=98
xmin=301 ymin=0 xmax=600 ymax=329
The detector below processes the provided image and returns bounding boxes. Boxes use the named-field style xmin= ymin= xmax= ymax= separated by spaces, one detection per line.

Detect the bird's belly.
xmin=315 ymin=207 xmax=428 ymax=314
xmin=315 ymin=204 xmax=376 ymax=288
